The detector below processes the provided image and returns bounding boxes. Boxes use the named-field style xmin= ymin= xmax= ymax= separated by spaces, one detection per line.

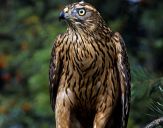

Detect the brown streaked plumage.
xmin=49 ymin=1 xmax=131 ymax=128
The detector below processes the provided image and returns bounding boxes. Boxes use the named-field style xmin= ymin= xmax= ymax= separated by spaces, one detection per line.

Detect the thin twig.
xmin=144 ymin=117 xmax=163 ymax=128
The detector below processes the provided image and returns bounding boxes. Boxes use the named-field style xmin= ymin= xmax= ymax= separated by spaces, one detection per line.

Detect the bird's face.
xmin=59 ymin=1 xmax=103 ymax=32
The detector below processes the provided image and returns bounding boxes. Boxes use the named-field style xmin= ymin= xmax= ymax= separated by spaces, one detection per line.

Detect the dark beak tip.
xmin=59 ymin=11 xmax=65 ymax=21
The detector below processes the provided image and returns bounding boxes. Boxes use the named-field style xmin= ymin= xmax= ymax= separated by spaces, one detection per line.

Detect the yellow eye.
xmin=78 ymin=9 xmax=86 ymax=16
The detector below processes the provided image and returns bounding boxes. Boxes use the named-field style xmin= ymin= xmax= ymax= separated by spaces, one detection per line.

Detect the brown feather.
xmin=49 ymin=2 xmax=131 ymax=128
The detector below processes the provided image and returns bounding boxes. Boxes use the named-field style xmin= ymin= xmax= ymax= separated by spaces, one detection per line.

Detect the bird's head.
xmin=59 ymin=1 xmax=105 ymax=32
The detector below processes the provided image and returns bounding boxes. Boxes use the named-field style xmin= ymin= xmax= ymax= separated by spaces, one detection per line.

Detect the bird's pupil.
xmin=80 ymin=10 xmax=83 ymax=13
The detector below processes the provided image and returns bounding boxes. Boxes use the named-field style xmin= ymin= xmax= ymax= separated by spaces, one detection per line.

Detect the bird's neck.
xmin=67 ymin=24 xmax=112 ymax=40
xmin=65 ymin=25 xmax=113 ymax=47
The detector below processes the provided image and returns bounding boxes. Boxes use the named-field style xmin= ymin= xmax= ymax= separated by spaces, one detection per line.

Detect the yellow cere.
xmin=64 ymin=7 xmax=69 ymax=13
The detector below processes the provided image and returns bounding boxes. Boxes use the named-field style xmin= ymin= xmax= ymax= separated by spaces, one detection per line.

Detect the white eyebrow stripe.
xmin=79 ymin=1 xmax=84 ymax=4
xmin=85 ymin=5 xmax=96 ymax=11
xmin=75 ymin=4 xmax=96 ymax=11
xmin=75 ymin=4 xmax=84 ymax=8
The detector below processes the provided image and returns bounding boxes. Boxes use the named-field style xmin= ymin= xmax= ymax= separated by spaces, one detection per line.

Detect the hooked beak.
xmin=59 ymin=11 xmax=65 ymax=21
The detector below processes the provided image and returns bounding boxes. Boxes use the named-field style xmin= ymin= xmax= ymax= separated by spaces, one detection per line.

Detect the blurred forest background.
xmin=0 ymin=0 xmax=163 ymax=128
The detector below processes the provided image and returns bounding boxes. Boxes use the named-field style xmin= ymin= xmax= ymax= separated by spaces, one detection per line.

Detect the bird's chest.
xmin=62 ymin=43 xmax=106 ymax=96
xmin=59 ymin=40 xmax=118 ymax=108
xmin=67 ymin=42 xmax=104 ymax=73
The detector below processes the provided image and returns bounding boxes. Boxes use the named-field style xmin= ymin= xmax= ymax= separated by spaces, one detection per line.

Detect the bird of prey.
xmin=49 ymin=1 xmax=131 ymax=128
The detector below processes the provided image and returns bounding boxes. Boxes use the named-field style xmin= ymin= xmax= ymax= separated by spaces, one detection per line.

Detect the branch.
xmin=144 ymin=117 xmax=163 ymax=128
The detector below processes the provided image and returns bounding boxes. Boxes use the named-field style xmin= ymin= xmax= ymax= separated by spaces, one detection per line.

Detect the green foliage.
xmin=0 ymin=1 xmax=65 ymax=127
xmin=129 ymin=66 xmax=163 ymax=127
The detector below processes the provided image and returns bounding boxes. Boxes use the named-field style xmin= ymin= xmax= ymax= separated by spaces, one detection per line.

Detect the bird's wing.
xmin=49 ymin=36 xmax=63 ymax=111
xmin=112 ymin=32 xmax=131 ymax=128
